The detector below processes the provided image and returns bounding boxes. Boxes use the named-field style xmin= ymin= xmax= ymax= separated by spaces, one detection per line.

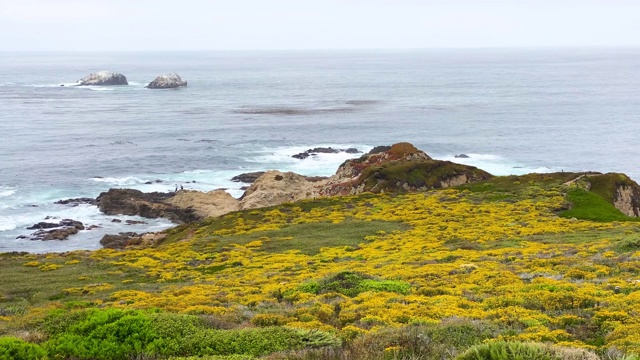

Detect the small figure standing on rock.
xmin=174 ymin=184 xmax=178 ymax=193
xmin=180 ymin=185 xmax=184 ymax=191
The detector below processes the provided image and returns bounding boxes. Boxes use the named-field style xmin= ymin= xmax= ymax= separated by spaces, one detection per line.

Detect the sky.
xmin=0 ymin=0 xmax=639 ymax=51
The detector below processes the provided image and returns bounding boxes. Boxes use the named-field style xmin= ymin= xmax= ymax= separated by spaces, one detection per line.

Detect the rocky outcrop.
xmin=77 ymin=71 xmax=128 ymax=86
xmin=165 ymin=190 xmax=240 ymax=219
xmin=239 ymin=171 xmax=322 ymax=210
xmin=292 ymin=147 xmax=360 ymax=160
xmin=146 ymin=73 xmax=187 ymax=89
xmin=100 ymin=231 xmax=167 ymax=249
xmin=96 ymin=189 xmax=198 ymax=223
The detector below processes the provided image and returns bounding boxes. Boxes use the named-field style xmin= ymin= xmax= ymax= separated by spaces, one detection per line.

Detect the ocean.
xmin=1 ymin=48 xmax=639 ymax=253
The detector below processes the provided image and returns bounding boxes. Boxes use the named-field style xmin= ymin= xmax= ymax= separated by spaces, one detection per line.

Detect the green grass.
xmin=195 ymin=219 xmax=410 ymax=256
xmin=560 ymin=189 xmax=640 ymax=222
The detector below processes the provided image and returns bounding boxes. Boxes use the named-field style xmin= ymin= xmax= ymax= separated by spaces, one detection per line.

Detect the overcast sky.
xmin=1 ymin=0 xmax=639 ymax=51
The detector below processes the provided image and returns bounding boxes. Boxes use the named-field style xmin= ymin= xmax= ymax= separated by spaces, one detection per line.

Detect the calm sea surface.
xmin=1 ymin=48 xmax=639 ymax=252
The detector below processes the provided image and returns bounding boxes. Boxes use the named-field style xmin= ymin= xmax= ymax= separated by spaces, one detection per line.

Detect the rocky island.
xmin=76 ymin=71 xmax=128 ymax=86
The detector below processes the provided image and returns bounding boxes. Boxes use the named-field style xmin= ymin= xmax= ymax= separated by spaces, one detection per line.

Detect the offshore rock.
xmin=146 ymin=73 xmax=187 ymax=89
xmin=231 ymin=172 xmax=266 ymax=184
xmin=292 ymin=147 xmax=361 ymax=160
xmin=77 ymin=71 xmax=128 ymax=86
xmin=27 ymin=219 xmax=85 ymax=241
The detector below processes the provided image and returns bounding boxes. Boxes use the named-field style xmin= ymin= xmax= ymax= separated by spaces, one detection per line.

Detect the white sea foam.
xmin=247 ymin=144 xmax=373 ymax=177
xmin=0 ymin=186 xmax=16 ymax=198
xmin=436 ymin=153 xmax=554 ymax=176
xmin=90 ymin=176 xmax=148 ymax=186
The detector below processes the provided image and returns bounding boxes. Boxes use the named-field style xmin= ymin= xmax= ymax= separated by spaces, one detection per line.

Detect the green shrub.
xmin=0 ymin=337 xmax=48 ymax=360
xmin=457 ymin=341 xmax=557 ymax=360
xmin=297 ymin=272 xmax=411 ymax=297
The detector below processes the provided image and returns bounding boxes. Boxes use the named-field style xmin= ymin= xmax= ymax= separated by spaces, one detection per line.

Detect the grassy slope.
xmin=1 ymin=176 xmax=640 ymax=359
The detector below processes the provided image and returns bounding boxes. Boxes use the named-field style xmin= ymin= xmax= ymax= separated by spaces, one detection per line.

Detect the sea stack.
xmin=146 ymin=73 xmax=187 ymax=89
xmin=77 ymin=71 xmax=128 ymax=86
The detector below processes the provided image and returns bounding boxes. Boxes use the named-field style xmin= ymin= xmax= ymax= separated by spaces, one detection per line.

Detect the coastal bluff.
xmin=91 ymin=142 xmax=640 ymax=248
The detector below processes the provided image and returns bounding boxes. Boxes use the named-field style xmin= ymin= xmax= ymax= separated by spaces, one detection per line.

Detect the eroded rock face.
xmin=77 ymin=71 xmax=128 ymax=86
xmin=165 ymin=190 xmax=240 ymax=219
xmin=614 ymin=184 xmax=640 ymax=217
xmin=292 ymin=147 xmax=361 ymax=160
xmin=146 ymin=73 xmax=187 ymax=89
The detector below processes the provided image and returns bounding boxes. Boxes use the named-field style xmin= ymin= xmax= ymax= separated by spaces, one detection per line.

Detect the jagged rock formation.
xmin=96 ymin=189 xmax=198 ymax=223
xmin=146 ymin=73 xmax=187 ymax=89
xmin=77 ymin=71 xmax=128 ymax=86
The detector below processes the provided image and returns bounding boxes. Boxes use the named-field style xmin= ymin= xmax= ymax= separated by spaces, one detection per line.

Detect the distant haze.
xmin=1 ymin=0 xmax=639 ymax=51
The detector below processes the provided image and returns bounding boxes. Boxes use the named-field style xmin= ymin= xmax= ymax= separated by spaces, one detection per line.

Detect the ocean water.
xmin=1 ymin=48 xmax=639 ymax=253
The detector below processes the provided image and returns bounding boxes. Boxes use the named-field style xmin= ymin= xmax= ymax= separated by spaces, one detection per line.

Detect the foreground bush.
xmin=40 ymin=308 xmax=338 ymax=359
xmin=0 ymin=337 xmax=47 ymax=360
xmin=457 ymin=341 xmax=600 ymax=360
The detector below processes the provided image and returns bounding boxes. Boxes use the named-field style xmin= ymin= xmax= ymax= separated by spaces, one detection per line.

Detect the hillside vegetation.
xmin=1 ymin=173 xmax=640 ymax=359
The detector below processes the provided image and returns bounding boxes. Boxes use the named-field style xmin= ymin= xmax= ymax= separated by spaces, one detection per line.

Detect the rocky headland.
xmin=47 ymin=142 xmax=640 ymax=248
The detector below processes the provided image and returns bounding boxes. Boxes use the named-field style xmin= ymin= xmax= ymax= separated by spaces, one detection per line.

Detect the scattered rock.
xmin=55 ymin=197 xmax=96 ymax=206
xmin=146 ymin=73 xmax=187 ymax=89
xmin=27 ymin=219 xmax=84 ymax=241
xmin=292 ymin=147 xmax=361 ymax=160
xmin=111 ymin=218 xmax=122 ymax=223
xmin=231 ymin=172 xmax=266 ymax=184
xmin=455 ymin=154 xmax=470 ymax=158
xmin=77 ymin=71 xmax=128 ymax=86
xmin=86 ymin=225 xmax=101 ymax=230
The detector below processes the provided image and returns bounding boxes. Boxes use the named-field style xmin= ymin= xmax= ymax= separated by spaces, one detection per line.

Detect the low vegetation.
xmin=1 ymin=173 xmax=640 ymax=359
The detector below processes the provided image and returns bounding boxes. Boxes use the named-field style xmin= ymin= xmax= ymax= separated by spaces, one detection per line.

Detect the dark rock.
xmin=144 ymin=181 xmax=153 ymax=185
xmin=345 ymin=148 xmax=360 ymax=154
xmin=16 ymin=235 xmax=28 ymax=239
xmin=368 ymin=146 xmax=392 ymax=155
xmin=240 ymin=186 xmax=250 ymax=191
xmin=292 ymin=153 xmax=310 ymax=160
xmin=77 ymin=71 xmax=128 ymax=86
xmin=55 ymin=197 xmax=96 ymax=206
xmin=111 ymin=218 xmax=122 ymax=223
xmin=27 ymin=222 xmax=60 ymax=230
xmin=274 ymin=175 xmax=284 ymax=181
xmin=86 ymin=225 xmax=101 ymax=230
xmin=96 ymin=188 xmax=199 ymax=223
xmin=455 ymin=154 xmax=470 ymax=158
xmin=125 ymin=220 xmax=147 ymax=225
xmin=146 ymin=73 xmax=187 ymax=89
xmin=231 ymin=171 xmax=266 ymax=184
